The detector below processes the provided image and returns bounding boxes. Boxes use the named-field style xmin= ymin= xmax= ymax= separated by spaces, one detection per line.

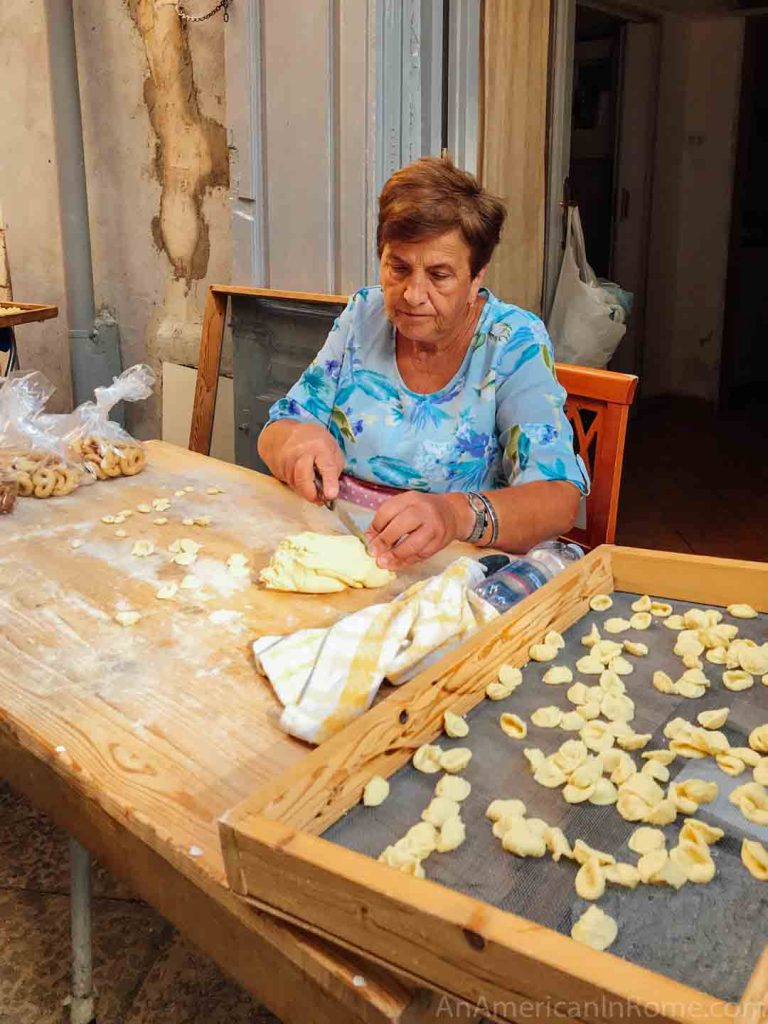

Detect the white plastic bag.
xmin=547 ymin=206 xmax=627 ymax=368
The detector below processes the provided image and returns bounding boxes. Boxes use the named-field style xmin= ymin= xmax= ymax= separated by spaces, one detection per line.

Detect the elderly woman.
xmin=258 ymin=157 xmax=589 ymax=571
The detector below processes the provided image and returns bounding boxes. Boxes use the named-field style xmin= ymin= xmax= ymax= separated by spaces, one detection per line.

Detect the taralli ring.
xmin=119 ymin=447 xmax=145 ymax=476
xmin=32 ymin=467 xmax=57 ymax=498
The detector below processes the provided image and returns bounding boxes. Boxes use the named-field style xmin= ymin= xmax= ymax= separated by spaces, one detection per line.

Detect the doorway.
xmin=720 ymin=15 xmax=768 ymax=415
xmin=546 ymin=2 xmax=660 ymax=381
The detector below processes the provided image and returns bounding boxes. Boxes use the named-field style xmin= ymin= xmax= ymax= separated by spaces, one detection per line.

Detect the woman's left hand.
xmin=365 ymin=491 xmax=471 ymax=570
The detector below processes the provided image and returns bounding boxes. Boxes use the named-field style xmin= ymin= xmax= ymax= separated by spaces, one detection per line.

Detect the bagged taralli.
xmin=65 ymin=364 xmax=155 ymax=481
xmin=0 ymin=371 xmax=86 ymax=499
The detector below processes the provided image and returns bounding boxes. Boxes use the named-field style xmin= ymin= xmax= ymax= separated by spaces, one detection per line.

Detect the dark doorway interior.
xmin=568 ymin=5 xmax=623 ymax=279
xmin=720 ymin=15 xmax=768 ymax=412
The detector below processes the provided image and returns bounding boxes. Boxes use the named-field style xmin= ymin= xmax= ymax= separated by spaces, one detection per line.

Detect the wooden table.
xmin=0 ymin=440 xmax=474 ymax=1024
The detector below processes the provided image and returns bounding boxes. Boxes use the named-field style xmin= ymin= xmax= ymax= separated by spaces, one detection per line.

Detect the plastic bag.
xmin=0 ymin=371 xmax=86 ymax=498
xmin=547 ymin=206 xmax=628 ymax=368
xmin=65 ymin=364 xmax=155 ymax=481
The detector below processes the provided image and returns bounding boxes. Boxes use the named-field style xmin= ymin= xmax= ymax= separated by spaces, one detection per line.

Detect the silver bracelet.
xmin=475 ymin=492 xmax=499 ymax=548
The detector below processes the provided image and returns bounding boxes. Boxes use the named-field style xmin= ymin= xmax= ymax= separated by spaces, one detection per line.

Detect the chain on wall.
xmin=175 ymin=0 xmax=230 ymax=23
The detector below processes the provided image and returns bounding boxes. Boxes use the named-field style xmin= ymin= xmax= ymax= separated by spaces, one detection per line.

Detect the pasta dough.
xmin=259 ymin=532 xmax=394 ymax=593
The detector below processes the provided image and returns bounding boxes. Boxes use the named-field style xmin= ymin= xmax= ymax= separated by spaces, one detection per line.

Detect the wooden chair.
xmin=190 ymin=285 xmax=637 ymax=550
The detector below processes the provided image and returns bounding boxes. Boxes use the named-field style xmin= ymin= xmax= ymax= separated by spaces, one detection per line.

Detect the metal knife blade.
xmin=313 ymin=468 xmax=371 ymax=552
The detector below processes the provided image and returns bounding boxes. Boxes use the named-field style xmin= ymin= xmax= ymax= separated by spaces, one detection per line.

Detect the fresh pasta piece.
xmin=589 ymin=594 xmax=613 ymax=612
xmin=435 ymin=775 xmax=471 ymax=801
xmin=443 ymin=711 xmax=469 ymax=738
xmin=723 ymin=669 xmax=754 ymax=692
xmin=650 ymin=602 xmax=673 ymax=618
xmin=617 ymin=733 xmax=651 ymax=752
xmin=642 ymin=748 xmax=676 ymax=766
xmin=529 ymin=643 xmax=557 ymax=663
xmin=523 ymin=747 xmax=546 ymax=771
xmin=680 ymin=818 xmax=723 ymax=847
xmin=697 ymin=708 xmax=729 ymax=730
xmin=573 ymin=839 xmax=615 ymax=866
xmin=363 ymin=775 xmax=390 ymax=806
xmin=750 ymin=726 xmax=768 ymax=753
xmin=440 ymin=748 xmax=472 ymax=774
xmin=681 ymin=654 xmax=704 ymax=671
xmin=500 ymin=714 xmax=527 ymax=740
xmin=581 ymin=624 xmax=601 ymax=648
xmin=401 ymin=822 xmax=438 ymax=858
xmin=663 ymin=614 xmax=686 ymax=630
xmin=575 ymin=858 xmax=605 ymax=900
xmin=604 ymin=862 xmax=641 ymax=889
xmin=652 ymin=671 xmax=676 ymax=694
xmin=670 ymin=841 xmax=715 ymax=883
xmin=486 ymin=798 xmax=526 ymax=821
xmin=545 ymin=630 xmax=566 ymax=650
xmin=644 ymin=798 xmax=678 ymax=826
xmin=730 ymin=782 xmax=768 ymax=825
xmin=604 ymin=617 xmax=631 ymax=635
xmin=421 ymin=796 xmax=460 ymax=827
xmin=754 ymin=759 xmax=768 ymax=786
xmin=716 ymin=753 xmax=746 ymax=777
xmin=561 ymin=710 xmax=587 ymax=732
xmin=571 ymin=905 xmax=617 ymax=950
xmin=599 ymin=669 xmax=625 ymax=694
xmin=436 ymin=816 xmax=466 ymax=853
xmin=631 ymin=594 xmax=652 ymax=613
xmin=413 ymin=744 xmax=443 ymax=774
xmin=741 ymin=839 xmax=768 ymax=880
xmin=623 ymin=641 xmax=649 ymax=657
xmin=498 ymin=664 xmax=523 ymax=689
xmin=641 ymin=760 xmax=670 ymax=783
xmin=533 ymin=759 xmax=567 ymax=788
xmin=629 ymin=612 xmax=652 ymax=631
xmin=728 ymin=603 xmax=758 ymax=619
xmin=553 ymin=739 xmax=588 ymax=773
xmin=732 ymin=746 xmax=762 ymax=767
xmin=531 ymin=706 xmax=563 ymax=728
xmin=545 ymin=826 xmax=574 ymax=861
xmin=581 ymin=720 xmax=615 ymax=754
xmin=501 ymin=819 xmax=547 ymax=857
xmin=577 ymin=701 xmax=602 ymax=722
xmin=637 ymin=848 xmax=669 ymax=883
xmin=542 ymin=665 xmax=573 ymax=686
xmin=609 ymin=656 xmax=634 ymax=676
xmin=593 ymin=639 xmax=624 ymax=663
xmin=589 ymin=777 xmax=618 ymax=806
xmin=131 ymin=540 xmax=155 ymax=557
xmin=156 ymin=583 xmax=178 ymax=600
xmin=576 ymin=656 xmax=604 ymax=675
xmin=628 ymin=827 xmax=665 ymax=855
xmin=486 ymin=681 xmax=514 ymax=700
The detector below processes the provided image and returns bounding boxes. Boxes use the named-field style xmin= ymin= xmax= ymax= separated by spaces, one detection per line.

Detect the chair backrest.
xmin=190 ymin=285 xmax=637 ymax=549
xmin=556 ymin=364 xmax=637 ymax=550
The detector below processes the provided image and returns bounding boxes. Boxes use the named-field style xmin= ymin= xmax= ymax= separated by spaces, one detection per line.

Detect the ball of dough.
xmin=260 ymin=532 xmax=395 ymax=593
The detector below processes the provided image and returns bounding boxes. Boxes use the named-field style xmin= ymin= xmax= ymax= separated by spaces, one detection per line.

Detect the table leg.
xmin=69 ymin=839 xmax=96 ymax=1024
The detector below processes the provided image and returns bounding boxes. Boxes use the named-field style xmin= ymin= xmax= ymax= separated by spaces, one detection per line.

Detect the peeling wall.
xmin=0 ymin=1 xmax=231 ymax=432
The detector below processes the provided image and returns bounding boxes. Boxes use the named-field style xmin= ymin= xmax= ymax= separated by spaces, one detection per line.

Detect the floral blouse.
xmin=266 ymin=287 xmax=589 ymax=495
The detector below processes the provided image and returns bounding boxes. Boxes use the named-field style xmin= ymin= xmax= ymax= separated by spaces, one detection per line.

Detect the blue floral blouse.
xmin=266 ymin=287 xmax=589 ymax=495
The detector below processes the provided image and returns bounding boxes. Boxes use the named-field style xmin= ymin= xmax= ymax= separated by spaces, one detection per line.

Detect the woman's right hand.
xmin=259 ymin=421 xmax=345 ymax=503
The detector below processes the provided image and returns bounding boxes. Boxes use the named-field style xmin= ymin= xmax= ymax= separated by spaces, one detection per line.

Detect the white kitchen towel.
xmin=253 ymin=557 xmax=498 ymax=744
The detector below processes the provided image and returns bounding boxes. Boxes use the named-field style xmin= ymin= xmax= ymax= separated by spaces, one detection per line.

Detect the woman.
xmin=258 ymin=156 xmax=589 ymax=571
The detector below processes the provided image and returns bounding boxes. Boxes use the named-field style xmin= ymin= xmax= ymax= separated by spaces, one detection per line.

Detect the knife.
xmin=313 ymin=468 xmax=372 ymax=553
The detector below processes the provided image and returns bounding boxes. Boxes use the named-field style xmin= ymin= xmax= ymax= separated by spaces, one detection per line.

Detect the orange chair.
xmin=190 ymin=285 xmax=637 ymax=550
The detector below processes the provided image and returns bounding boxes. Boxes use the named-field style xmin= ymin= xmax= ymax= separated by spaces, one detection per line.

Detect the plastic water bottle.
xmin=473 ymin=540 xmax=584 ymax=613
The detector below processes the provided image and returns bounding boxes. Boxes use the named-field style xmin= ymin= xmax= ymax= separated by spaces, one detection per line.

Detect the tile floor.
xmin=617 ymin=397 xmax=767 ymax=562
xmin=0 ymin=782 xmax=280 ymax=1023
xmin=2 ymin=396 xmax=764 ymax=1023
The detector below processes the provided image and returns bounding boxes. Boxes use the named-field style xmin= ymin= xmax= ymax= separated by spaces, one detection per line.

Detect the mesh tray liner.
xmin=324 ymin=592 xmax=768 ymax=1004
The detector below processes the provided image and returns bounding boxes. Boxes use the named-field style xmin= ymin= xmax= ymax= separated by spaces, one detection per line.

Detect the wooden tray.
xmin=219 ymin=546 xmax=768 ymax=1023
xmin=0 ymin=301 xmax=58 ymax=328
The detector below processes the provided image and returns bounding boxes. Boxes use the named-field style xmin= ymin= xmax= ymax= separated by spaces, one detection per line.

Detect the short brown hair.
xmin=377 ymin=156 xmax=506 ymax=278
